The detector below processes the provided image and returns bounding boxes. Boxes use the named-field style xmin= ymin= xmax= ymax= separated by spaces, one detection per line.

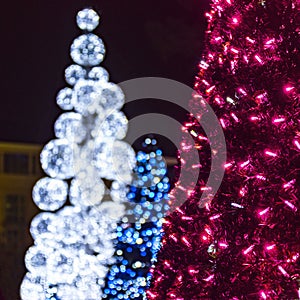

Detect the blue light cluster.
xmin=103 ymin=138 xmax=170 ymax=299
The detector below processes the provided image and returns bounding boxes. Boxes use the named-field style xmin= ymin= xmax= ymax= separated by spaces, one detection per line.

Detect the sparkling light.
xmin=103 ymin=139 xmax=170 ymax=299
xmin=76 ymin=8 xmax=100 ymax=32
xmin=64 ymin=64 xmax=86 ymax=86
xmin=148 ymin=0 xmax=300 ymax=298
xmin=21 ymin=8 xmax=135 ymax=300
xmin=32 ymin=177 xmax=68 ymax=211
xmin=70 ymin=34 xmax=105 ymax=66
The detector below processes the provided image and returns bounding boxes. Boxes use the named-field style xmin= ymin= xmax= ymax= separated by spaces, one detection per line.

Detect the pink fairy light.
xmin=240 ymin=160 xmax=250 ymax=168
xmin=259 ymin=207 xmax=270 ymax=216
xmin=210 ymin=214 xmax=221 ymax=220
xmin=284 ymin=200 xmax=297 ymax=212
xmin=182 ymin=216 xmax=193 ymax=221
xmin=224 ymin=162 xmax=233 ymax=169
xmin=192 ymin=164 xmax=202 ymax=169
xmin=291 ymin=253 xmax=299 ymax=262
xmin=256 ymin=92 xmax=267 ymax=101
xmin=231 ymin=113 xmax=239 ymax=122
xmin=202 ymin=79 xmax=210 ymax=86
xmin=214 ymin=96 xmax=222 ymax=104
xmin=164 ymin=260 xmax=171 ymax=267
xmin=256 ymin=174 xmax=266 ymax=180
xmin=182 ymin=237 xmax=191 ymax=247
xmin=273 ymin=117 xmax=285 ymax=123
xmin=239 ymin=188 xmax=246 ymax=196
xmin=204 ymin=227 xmax=212 ymax=235
xmin=243 ymin=55 xmax=249 ymax=63
xmin=238 ymin=88 xmax=247 ymax=95
xmin=265 ymin=150 xmax=277 ymax=157
xmin=205 ymin=202 xmax=211 ymax=211
xmin=255 ymin=54 xmax=263 ymax=64
xmin=202 ymin=235 xmax=208 ymax=241
xmin=205 ymin=12 xmax=213 ymax=20
xmin=190 ymin=130 xmax=198 ymax=137
xmin=219 ymin=242 xmax=229 ymax=248
xmin=278 ymin=265 xmax=289 ymax=277
xmin=261 ymin=291 xmax=267 ymax=300
xmin=243 ymin=245 xmax=255 ymax=255
xmin=231 ymin=47 xmax=239 ymax=54
xmin=215 ymin=36 xmax=222 ymax=42
xmin=176 ymin=208 xmax=184 ymax=214
xmin=246 ymin=36 xmax=255 ymax=43
xmin=265 ymin=38 xmax=275 ymax=45
xmin=294 ymin=139 xmax=300 ymax=150
xmin=220 ymin=118 xmax=226 ymax=128
xmin=199 ymin=60 xmax=209 ymax=69
xmin=284 ymin=85 xmax=294 ymax=93
xmin=231 ymin=61 xmax=235 ymax=70
xmin=188 ymin=268 xmax=198 ymax=275
xmin=231 ymin=203 xmax=244 ymax=208
xmin=203 ymin=274 xmax=214 ymax=282
xmin=250 ymin=116 xmax=259 ymax=121
xmin=232 ymin=17 xmax=239 ymax=24
xmin=146 ymin=291 xmax=157 ymax=299
xmin=198 ymin=135 xmax=208 ymax=141
xmin=170 ymin=234 xmax=178 ymax=242
xmin=266 ymin=244 xmax=276 ymax=251
xmin=206 ymin=85 xmax=216 ymax=94
xmin=283 ymin=179 xmax=295 ymax=189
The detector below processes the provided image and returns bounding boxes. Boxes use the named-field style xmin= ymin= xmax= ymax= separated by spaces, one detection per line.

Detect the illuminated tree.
xmin=104 ymin=137 xmax=170 ymax=299
xmin=148 ymin=1 xmax=300 ymax=299
xmin=20 ymin=8 xmax=135 ymax=300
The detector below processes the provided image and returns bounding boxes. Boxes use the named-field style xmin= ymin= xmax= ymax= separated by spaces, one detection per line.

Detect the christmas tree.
xmin=20 ymin=8 xmax=136 ymax=300
xmin=148 ymin=0 xmax=300 ymax=299
xmin=103 ymin=137 xmax=170 ymax=299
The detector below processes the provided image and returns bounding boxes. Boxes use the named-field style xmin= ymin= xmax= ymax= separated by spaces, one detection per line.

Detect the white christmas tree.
xmin=20 ymin=8 xmax=136 ymax=300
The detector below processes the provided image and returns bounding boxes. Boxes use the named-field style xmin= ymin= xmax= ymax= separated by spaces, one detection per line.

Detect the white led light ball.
xmin=69 ymin=174 xmax=105 ymax=207
xmin=73 ymin=79 xmax=103 ymax=115
xmin=76 ymin=8 xmax=100 ymax=32
xmin=54 ymin=112 xmax=86 ymax=143
xmin=88 ymin=66 xmax=109 ymax=82
xmin=65 ymin=64 xmax=87 ymax=86
xmin=70 ymin=34 xmax=105 ymax=66
xmin=98 ymin=111 xmax=128 ymax=139
xmin=98 ymin=82 xmax=125 ymax=112
xmin=32 ymin=177 xmax=68 ymax=211
xmin=56 ymin=87 xmax=74 ymax=110
xmin=40 ymin=139 xmax=75 ymax=179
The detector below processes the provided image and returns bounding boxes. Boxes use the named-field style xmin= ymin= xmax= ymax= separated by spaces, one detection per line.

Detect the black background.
xmin=0 ymin=0 xmax=210 ymax=146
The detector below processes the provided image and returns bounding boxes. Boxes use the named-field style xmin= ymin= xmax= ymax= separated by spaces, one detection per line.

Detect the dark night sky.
xmin=0 ymin=0 xmax=210 ymax=146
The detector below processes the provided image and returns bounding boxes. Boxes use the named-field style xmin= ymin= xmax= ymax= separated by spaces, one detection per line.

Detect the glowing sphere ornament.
xmin=64 ymin=64 xmax=86 ymax=86
xmin=70 ymin=34 xmax=105 ymax=66
xmin=40 ymin=139 xmax=75 ymax=180
xmin=32 ymin=177 xmax=68 ymax=211
xmin=76 ymin=8 xmax=100 ymax=32
xmin=56 ymin=87 xmax=73 ymax=110
xmin=88 ymin=66 xmax=109 ymax=82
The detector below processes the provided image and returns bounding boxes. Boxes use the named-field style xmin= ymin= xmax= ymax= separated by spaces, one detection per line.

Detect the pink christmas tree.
xmin=147 ymin=0 xmax=300 ymax=299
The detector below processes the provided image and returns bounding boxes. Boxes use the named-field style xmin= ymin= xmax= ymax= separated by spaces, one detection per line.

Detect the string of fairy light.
xmin=104 ymin=137 xmax=170 ymax=299
xmin=148 ymin=0 xmax=300 ymax=299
